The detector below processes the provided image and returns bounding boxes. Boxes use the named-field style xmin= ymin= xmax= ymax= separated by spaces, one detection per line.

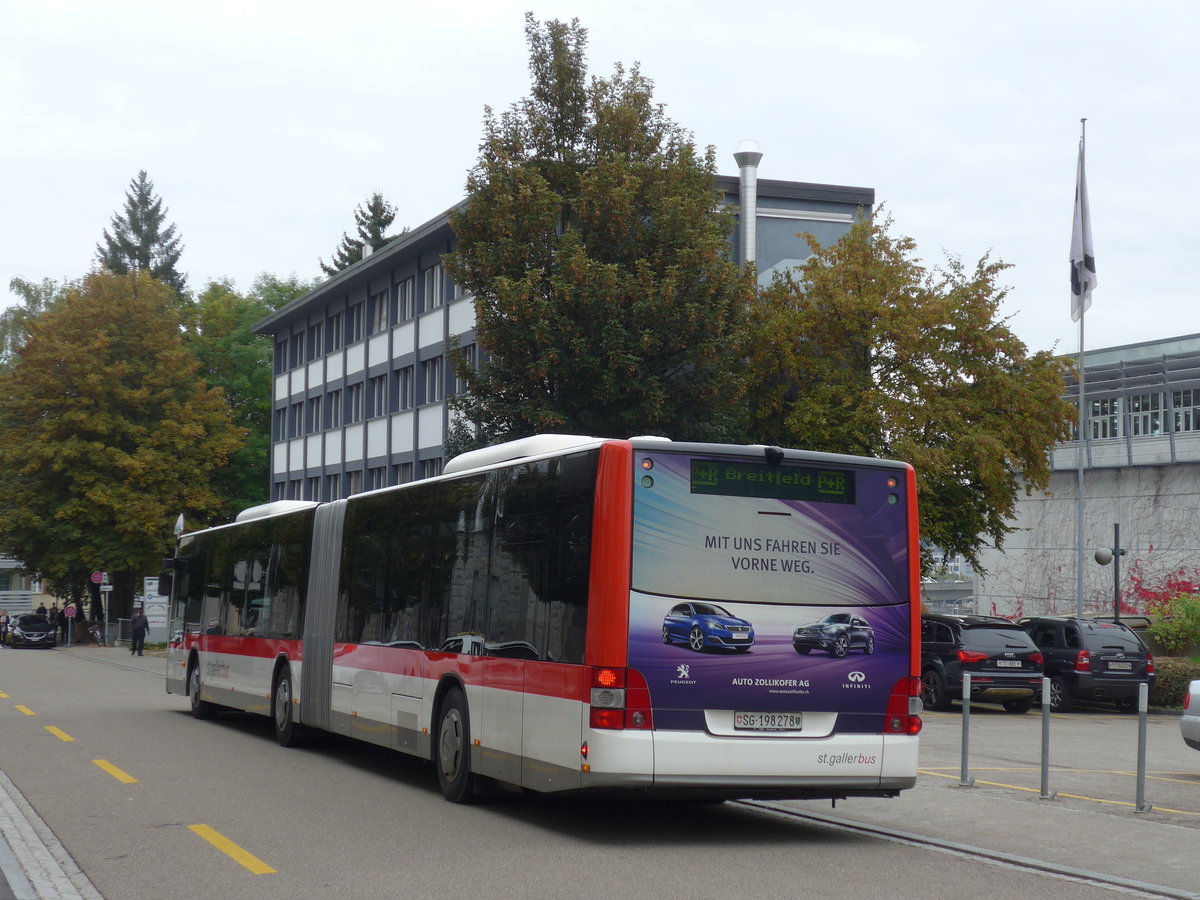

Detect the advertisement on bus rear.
xmin=629 ymin=451 xmax=911 ymax=728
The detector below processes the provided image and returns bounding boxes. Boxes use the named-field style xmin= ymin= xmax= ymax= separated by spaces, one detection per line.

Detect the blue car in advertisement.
xmin=662 ymin=602 xmax=754 ymax=653
xmin=792 ymin=613 xmax=875 ymax=657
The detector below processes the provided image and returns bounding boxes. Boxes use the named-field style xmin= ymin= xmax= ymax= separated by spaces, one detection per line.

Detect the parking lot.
xmin=812 ymin=701 xmax=1200 ymax=895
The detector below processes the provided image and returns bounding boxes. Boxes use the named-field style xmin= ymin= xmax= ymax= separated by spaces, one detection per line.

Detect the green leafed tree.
xmin=0 ymin=276 xmax=69 ymax=371
xmin=443 ymin=15 xmax=754 ymax=447
xmin=187 ymin=273 xmax=317 ymax=518
xmin=745 ymin=214 xmax=1075 ymax=572
xmin=96 ymin=170 xmax=188 ymax=296
xmin=0 ymin=271 xmax=242 ymax=615
xmin=319 ymin=192 xmax=403 ymax=277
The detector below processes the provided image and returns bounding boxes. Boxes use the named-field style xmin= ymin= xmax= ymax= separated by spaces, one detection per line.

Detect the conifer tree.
xmin=96 ymin=170 xmax=187 ymax=295
xmin=319 ymin=193 xmax=403 ymax=276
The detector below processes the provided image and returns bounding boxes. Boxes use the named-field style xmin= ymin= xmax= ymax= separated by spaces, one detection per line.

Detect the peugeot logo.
xmin=847 ymin=671 xmax=866 ymax=682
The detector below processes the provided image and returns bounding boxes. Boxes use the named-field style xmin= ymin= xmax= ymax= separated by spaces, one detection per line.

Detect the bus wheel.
xmin=436 ymin=687 xmax=475 ymax=803
xmin=188 ymin=663 xmax=216 ymax=720
xmin=273 ymin=668 xmax=301 ymax=747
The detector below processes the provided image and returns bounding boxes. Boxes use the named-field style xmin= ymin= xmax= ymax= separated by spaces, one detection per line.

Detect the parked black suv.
xmin=1017 ymin=617 xmax=1155 ymax=712
xmin=921 ymin=614 xmax=1044 ymax=713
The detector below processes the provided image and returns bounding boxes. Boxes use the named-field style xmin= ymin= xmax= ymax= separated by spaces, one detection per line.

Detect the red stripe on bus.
xmin=196 ymin=635 xmax=304 ymax=661
xmin=905 ymin=463 xmax=921 ymax=679
xmin=585 ymin=440 xmax=633 ymax=667
xmin=333 ymin=643 xmax=589 ymax=701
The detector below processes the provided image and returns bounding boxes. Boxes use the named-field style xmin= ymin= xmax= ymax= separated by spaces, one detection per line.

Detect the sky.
xmin=3 ymin=0 xmax=1197 ymax=356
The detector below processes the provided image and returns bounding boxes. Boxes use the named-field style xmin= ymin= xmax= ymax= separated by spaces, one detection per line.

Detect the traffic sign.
xmin=90 ymin=572 xmax=103 ymax=584
xmin=64 ymin=605 xmax=76 ymax=618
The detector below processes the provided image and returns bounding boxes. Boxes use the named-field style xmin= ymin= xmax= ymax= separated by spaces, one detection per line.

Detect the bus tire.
xmin=189 ymin=662 xmax=216 ymax=720
xmin=273 ymin=667 xmax=301 ymax=747
xmin=435 ymin=686 xmax=475 ymax=803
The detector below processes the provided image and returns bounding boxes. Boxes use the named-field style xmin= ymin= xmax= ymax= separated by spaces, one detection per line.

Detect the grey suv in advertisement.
xmin=1017 ymin=616 xmax=1155 ymax=712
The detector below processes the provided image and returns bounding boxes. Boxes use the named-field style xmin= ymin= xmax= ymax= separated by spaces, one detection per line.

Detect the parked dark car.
xmin=1017 ymin=616 xmax=1155 ymax=712
xmin=920 ymin=614 xmax=1043 ymax=713
xmin=8 ymin=614 xmax=56 ymax=649
xmin=792 ymin=613 xmax=874 ymax=657
xmin=662 ymin=602 xmax=754 ymax=652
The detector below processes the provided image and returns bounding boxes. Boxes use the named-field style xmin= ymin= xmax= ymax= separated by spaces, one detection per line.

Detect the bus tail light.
xmin=589 ymin=667 xmax=653 ymax=730
xmin=884 ymin=676 xmax=922 ymax=735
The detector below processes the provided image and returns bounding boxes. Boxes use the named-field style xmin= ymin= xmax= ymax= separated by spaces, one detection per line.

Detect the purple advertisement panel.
xmin=629 ymin=451 xmax=911 ymax=727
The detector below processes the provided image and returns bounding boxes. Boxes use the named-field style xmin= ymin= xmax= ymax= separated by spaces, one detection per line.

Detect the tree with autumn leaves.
xmin=0 ymin=271 xmax=242 ymax=616
xmin=745 ymin=214 xmax=1076 ymax=571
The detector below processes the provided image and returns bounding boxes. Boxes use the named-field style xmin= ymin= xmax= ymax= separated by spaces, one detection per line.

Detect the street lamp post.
xmin=1093 ymin=522 xmax=1126 ymax=622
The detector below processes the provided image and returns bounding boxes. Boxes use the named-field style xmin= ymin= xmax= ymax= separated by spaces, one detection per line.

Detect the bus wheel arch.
xmin=272 ymin=658 xmax=301 ymax=747
xmin=433 ymin=679 xmax=476 ymax=803
xmin=187 ymin=654 xmax=216 ymax=720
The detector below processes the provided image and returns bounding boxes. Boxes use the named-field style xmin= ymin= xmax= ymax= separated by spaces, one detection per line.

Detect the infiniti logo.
xmin=847 ymin=671 xmax=867 ymax=683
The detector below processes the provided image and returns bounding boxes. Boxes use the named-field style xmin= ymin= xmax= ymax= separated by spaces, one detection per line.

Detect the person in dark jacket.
xmin=129 ymin=608 xmax=150 ymax=656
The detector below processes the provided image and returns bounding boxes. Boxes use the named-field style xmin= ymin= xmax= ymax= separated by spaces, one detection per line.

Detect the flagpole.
xmin=1074 ymin=117 xmax=1088 ymax=619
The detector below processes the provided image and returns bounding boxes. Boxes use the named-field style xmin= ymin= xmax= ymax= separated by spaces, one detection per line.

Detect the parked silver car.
xmin=1182 ymin=680 xmax=1200 ymax=751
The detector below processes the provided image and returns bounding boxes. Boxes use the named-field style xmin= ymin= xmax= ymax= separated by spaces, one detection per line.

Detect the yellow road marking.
xmin=92 ymin=759 xmax=138 ymax=784
xmin=15 ymin=705 xmax=35 ymax=716
xmin=45 ymin=726 xmax=74 ymax=742
xmin=0 ymin=691 xmax=8 ymax=698
xmin=188 ymin=824 xmax=277 ymax=875
xmin=919 ymin=769 xmax=1200 ymax=816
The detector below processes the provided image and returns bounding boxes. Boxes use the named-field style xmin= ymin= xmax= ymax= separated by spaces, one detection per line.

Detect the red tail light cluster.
xmin=884 ymin=676 xmax=922 ymax=735
xmin=957 ymin=649 xmax=988 ymax=664
xmin=1073 ymin=650 xmax=1092 ymax=672
xmin=1030 ymin=652 xmax=1044 ymax=667
xmin=1147 ymin=653 xmax=1155 ymax=675
xmin=588 ymin=667 xmax=653 ymax=730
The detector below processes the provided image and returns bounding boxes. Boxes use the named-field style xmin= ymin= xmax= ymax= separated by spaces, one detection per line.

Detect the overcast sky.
xmin=4 ymin=0 xmax=1195 ymax=355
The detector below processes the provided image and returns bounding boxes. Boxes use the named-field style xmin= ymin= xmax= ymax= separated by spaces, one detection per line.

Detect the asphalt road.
xmin=0 ymin=645 xmax=1197 ymax=899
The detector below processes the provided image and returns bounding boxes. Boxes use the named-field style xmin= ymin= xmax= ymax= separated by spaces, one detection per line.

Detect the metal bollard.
xmin=959 ymin=672 xmax=975 ymax=787
xmin=1134 ymin=682 xmax=1152 ymax=813
xmin=1039 ymin=677 xmax=1056 ymax=800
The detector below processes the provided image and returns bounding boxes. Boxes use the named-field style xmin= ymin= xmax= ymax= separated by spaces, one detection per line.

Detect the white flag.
xmin=1070 ymin=140 xmax=1097 ymax=322
xmin=173 ymin=513 xmax=185 ymax=536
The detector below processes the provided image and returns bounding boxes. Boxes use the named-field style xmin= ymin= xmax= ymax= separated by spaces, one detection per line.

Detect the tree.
xmin=187 ymin=273 xmax=317 ymax=518
xmin=745 ymin=214 xmax=1075 ymax=572
xmin=96 ymin=170 xmax=188 ymax=295
xmin=0 ymin=271 xmax=242 ymax=615
xmin=0 ymin=276 xmax=68 ymax=371
xmin=319 ymin=192 xmax=403 ymax=276
xmin=443 ymin=15 xmax=754 ymax=446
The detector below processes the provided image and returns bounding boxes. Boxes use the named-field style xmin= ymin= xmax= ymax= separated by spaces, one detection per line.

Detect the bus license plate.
xmin=1108 ymin=661 xmax=1133 ymax=670
xmin=734 ymin=712 xmax=802 ymax=731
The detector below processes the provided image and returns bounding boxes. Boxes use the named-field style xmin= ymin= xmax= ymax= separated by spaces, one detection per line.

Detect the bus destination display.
xmin=690 ymin=459 xmax=856 ymax=504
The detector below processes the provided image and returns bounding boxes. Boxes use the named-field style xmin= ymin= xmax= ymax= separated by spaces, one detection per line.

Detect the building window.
xmin=326 ymin=389 xmax=342 ymax=427
xmin=327 ymin=474 xmax=341 ymax=500
xmin=455 ymin=344 xmax=477 ymax=395
xmin=1174 ymin=389 xmax=1200 ymax=433
xmin=368 ymin=375 xmax=387 ymax=418
xmin=306 ymin=476 xmax=321 ymax=500
xmin=393 ymin=462 xmax=413 ymax=484
xmin=1128 ymin=393 xmax=1163 ymax=437
xmin=307 ymin=322 xmax=324 ymax=360
xmin=452 ymin=276 xmax=468 ymax=301
xmin=396 ymin=277 xmax=415 ymax=321
xmin=395 ymin=366 xmax=414 ymax=410
xmin=289 ymin=334 xmax=304 ymax=369
xmin=348 ymin=469 xmax=363 ymax=495
xmin=275 ymin=339 xmax=288 ymax=374
xmin=422 ymin=264 xmax=443 ymax=311
xmin=289 ymin=401 xmax=304 ymax=438
xmin=1089 ymin=397 xmax=1119 ymax=440
xmin=421 ymin=458 xmax=443 ymax=479
xmin=327 ymin=311 xmax=344 ymax=351
xmin=348 ymin=382 xmax=364 ymax=423
xmin=0 ymin=573 xmax=11 ymax=592
xmin=368 ymin=467 xmax=386 ymax=490
xmin=421 ymin=356 xmax=444 ymax=405
xmin=348 ymin=303 xmax=364 ymax=343
xmin=288 ymin=479 xmax=302 ymax=500
xmin=306 ymin=396 xmax=323 ymax=432
xmin=370 ymin=289 xmax=389 ymax=334
xmin=273 ymin=407 xmax=287 ymax=441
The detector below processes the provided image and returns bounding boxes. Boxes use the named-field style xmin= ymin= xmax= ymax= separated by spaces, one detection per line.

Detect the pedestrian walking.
xmin=56 ymin=607 xmax=67 ymax=643
xmin=0 ymin=609 xmax=9 ymax=648
xmin=129 ymin=607 xmax=149 ymax=656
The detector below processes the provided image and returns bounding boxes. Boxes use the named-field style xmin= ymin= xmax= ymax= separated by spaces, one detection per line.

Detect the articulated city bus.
xmin=164 ymin=435 xmax=921 ymax=802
